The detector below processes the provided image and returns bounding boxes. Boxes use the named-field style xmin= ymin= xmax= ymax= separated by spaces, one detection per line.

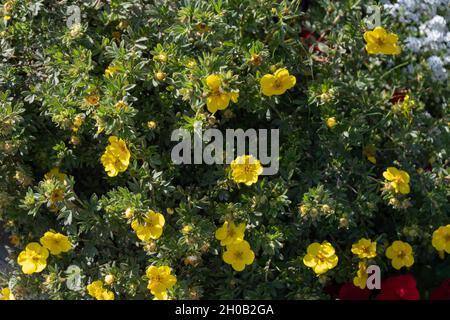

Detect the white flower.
xmin=404 ymin=37 xmax=422 ymax=52
xmin=427 ymin=56 xmax=448 ymax=82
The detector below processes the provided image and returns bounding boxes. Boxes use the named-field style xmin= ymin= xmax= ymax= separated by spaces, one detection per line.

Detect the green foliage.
xmin=0 ymin=0 xmax=448 ymax=300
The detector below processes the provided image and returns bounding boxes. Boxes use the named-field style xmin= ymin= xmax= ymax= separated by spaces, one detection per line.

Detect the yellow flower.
xmin=106 ymin=136 xmax=130 ymax=165
xmin=17 ymin=242 xmax=49 ymax=275
xmin=87 ymin=280 xmax=114 ymax=300
xmin=105 ymin=65 xmax=119 ymax=78
xmin=363 ymin=27 xmax=401 ymax=55
xmin=303 ymin=241 xmax=339 ymax=275
xmin=363 ymin=145 xmax=377 ymax=164
xmin=386 ymin=240 xmax=414 ymax=270
xmin=230 ymin=155 xmax=263 ymax=186
xmin=101 ymin=151 xmax=127 ymax=177
xmin=153 ymin=290 xmax=169 ymax=300
xmin=260 ymin=68 xmax=296 ymax=97
xmin=223 ymin=240 xmax=255 ymax=272
xmin=40 ymin=231 xmax=72 ymax=255
xmin=432 ymin=225 xmax=450 ymax=254
xmin=205 ymin=74 xmax=239 ymax=113
xmin=85 ymin=94 xmax=100 ymax=106
xmin=3 ymin=15 xmax=11 ymax=22
xmin=98 ymin=290 xmax=114 ymax=301
xmin=353 ymin=261 xmax=368 ymax=289
xmin=326 ymin=117 xmax=337 ymax=129
xmin=131 ymin=210 xmax=165 ymax=241
xmin=87 ymin=280 xmax=102 ymax=297
xmin=44 ymin=167 xmax=66 ymax=182
xmin=0 ymin=288 xmax=15 ymax=300
xmin=146 ymin=266 xmax=177 ymax=298
xmin=215 ymin=221 xmax=245 ymax=246
xmin=383 ymin=167 xmax=410 ymax=194
xmin=101 ymin=136 xmax=131 ymax=177
xmin=351 ymin=238 xmax=377 ymax=259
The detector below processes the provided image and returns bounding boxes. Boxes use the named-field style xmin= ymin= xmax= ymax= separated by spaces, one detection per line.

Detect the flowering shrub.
xmin=0 ymin=0 xmax=449 ymax=300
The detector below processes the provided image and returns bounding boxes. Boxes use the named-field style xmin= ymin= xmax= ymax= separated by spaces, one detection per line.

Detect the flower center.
xmin=316 ymin=253 xmax=326 ymax=263
xmin=152 ymin=275 xmax=163 ymax=285
xmin=234 ymin=251 xmax=244 ymax=260
xmin=273 ymin=79 xmax=282 ymax=89
xmin=395 ymin=176 xmax=405 ymax=183
xmin=242 ymin=164 xmax=252 ymax=174
xmin=209 ymin=88 xmax=222 ymax=97
xmin=397 ymin=251 xmax=406 ymax=259
xmin=375 ymin=36 xmax=385 ymax=46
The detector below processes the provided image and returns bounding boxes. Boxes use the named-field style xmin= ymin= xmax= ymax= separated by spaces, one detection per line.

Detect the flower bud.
xmin=249 ymin=53 xmax=262 ymax=66
xmin=326 ymin=117 xmax=337 ymax=129
xmin=339 ymin=217 xmax=349 ymax=229
xmin=104 ymin=274 xmax=115 ymax=285
xmin=157 ymin=53 xmax=168 ymax=63
xmin=299 ymin=204 xmax=308 ymax=216
xmin=145 ymin=241 xmax=157 ymax=253
xmin=9 ymin=234 xmax=20 ymax=246
xmin=70 ymin=136 xmax=80 ymax=145
xmin=155 ymin=71 xmax=166 ymax=81
xmin=124 ymin=207 xmax=134 ymax=219
xmin=184 ymin=255 xmax=201 ymax=267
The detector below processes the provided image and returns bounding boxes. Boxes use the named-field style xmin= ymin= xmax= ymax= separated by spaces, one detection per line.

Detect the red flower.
xmin=338 ymin=283 xmax=371 ymax=300
xmin=300 ymin=29 xmax=322 ymax=53
xmin=390 ymin=89 xmax=408 ymax=104
xmin=429 ymin=279 xmax=450 ymax=300
xmin=323 ymin=282 xmax=341 ymax=299
xmin=300 ymin=30 xmax=317 ymax=41
xmin=376 ymin=275 xmax=420 ymax=300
